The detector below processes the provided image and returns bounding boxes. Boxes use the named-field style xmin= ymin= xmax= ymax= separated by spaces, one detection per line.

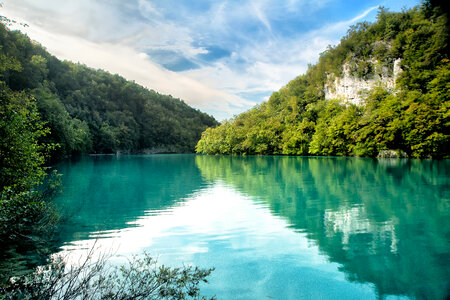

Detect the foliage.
xmin=0 ymin=86 xmax=48 ymax=191
xmin=0 ymin=250 xmax=214 ymax=300
xmin=0 ymin=73 xmax=60 ymax=243
xmin=0 ymin=24 xmax=60 ymax=282
xmin=0 ymin=177 xmax=60 ymax=245
xmin=0 ymin=77 xmax=61 ymax=283
xmin=0 ymin=79 xmax=61 ymax=278
xmin=196 ymin=4 xmax=449 ymax=158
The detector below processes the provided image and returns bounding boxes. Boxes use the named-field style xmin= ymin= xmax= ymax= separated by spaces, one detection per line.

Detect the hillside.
xmin=196 ymin=4 xmax=449 ymax=158
xmin=0 ymin=23 xmax=218 ymax=159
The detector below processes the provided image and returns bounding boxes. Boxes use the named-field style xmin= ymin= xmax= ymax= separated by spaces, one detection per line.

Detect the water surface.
xmin=55 ymin=155 xmax=450 ymax=299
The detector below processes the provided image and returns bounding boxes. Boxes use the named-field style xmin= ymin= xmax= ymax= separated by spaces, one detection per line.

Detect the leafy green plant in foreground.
xmin=0 ymin=80 xmax=61 ymax=280
xmin=0 ymin=249 xmax=215 ymax=300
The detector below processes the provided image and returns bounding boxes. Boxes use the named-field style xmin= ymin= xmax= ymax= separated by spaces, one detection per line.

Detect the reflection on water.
xmin=195 ymin=156 xmax=450 ymax=299
xmin=53 ymin=155 xmax=449 ymax=299
xmin=56 ymin=154 xmax=207 ymax=240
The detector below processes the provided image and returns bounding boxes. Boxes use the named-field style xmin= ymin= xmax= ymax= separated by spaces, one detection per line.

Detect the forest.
xmin=0 ymin=22 xmax=218 ymax=161
xmin=196 ymin=3 xmax=449 ymax=158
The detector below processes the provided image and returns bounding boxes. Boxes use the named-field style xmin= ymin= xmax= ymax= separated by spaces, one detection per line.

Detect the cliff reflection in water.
xmin=195 ymin=156 xmax=449 ymax=299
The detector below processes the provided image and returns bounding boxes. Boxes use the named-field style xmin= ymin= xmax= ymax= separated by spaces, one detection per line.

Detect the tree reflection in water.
xmin=195 ymin=156 xmax=449 ymax=299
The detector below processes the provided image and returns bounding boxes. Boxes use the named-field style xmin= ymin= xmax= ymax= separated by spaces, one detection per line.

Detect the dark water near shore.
xmin=54 ymin=155 xmax=449 ymax=299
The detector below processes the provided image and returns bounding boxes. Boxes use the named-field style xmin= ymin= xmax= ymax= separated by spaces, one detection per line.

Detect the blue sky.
xmin=3 ymin=0 xmax=419 ymax=120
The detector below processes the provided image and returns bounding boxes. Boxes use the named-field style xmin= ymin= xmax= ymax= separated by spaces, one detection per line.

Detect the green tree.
xmin=0 ymin=84 xmax=60 ymax=282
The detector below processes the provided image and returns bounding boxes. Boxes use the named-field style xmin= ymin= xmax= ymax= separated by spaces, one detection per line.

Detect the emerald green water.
xmin=54 ymin=155 xmax=449 ymax=299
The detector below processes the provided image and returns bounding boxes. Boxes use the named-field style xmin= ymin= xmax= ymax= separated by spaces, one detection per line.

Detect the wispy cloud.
xmin=1 ymin=0 xmax=419 ymax=120
xmin=324 ymin=5 xmax=379 ymax=33
xmin=251 ymin=1 xmax=272 ymax=32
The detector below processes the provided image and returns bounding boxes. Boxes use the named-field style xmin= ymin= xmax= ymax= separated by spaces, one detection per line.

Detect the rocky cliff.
xmin=324 ymin=58 xmax=402 ymax=105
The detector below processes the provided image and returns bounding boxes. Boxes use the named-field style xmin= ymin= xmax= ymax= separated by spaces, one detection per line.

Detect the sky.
xmin=2 ymin=0 xmax=419 ymax=121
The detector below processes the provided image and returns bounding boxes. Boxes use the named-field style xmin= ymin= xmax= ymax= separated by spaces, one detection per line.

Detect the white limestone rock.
xmin=324 ymin=58 xmax=402 ymax=105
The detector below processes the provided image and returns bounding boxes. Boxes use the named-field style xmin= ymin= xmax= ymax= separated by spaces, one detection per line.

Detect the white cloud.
xmin=0 ymin=1 xmax=393 ymax=120
xmin=182 ymin=8 xmax=374 ymax=103
xmin=137 ymin=0 xmax=160 ymax=17
xmin=323 ymin=5 xmax=379 ymax=33
xmin=2 ymin=1 xmax=256 ymax=120
xmin=250 ymin=1 xmax=272 ymax=32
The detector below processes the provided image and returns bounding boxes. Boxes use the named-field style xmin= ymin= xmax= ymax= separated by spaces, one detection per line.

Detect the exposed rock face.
xmin=324 ymin=58 xmax=402 ymax=105
xmin=377 ymin=150 xmax=408 ymax=158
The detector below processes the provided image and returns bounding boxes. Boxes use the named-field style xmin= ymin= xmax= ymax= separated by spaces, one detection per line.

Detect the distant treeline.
xmin=196 ymin=2 xmax=449 ymax=158
xmin=0 ymin=23 xmax=218 ymax=160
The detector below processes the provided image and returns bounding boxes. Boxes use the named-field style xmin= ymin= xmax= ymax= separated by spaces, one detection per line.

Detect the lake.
xmin=54 ymin=154 xmax=449 ymax=299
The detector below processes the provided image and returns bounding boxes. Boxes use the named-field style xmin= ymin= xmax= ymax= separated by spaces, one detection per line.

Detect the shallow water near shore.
xmin=53 ymin=154 xmax=449 ymax=299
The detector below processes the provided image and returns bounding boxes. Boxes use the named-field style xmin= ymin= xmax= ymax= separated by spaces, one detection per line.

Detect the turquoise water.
xmin=55 ymin=155 xmax=450 ymax=299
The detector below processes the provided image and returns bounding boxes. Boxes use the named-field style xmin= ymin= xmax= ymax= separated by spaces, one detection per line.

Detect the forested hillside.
xmin=0 ymin=23 xmax=218 ymax=160
xmin=196 ymin=3 xmax=449 ymax=158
